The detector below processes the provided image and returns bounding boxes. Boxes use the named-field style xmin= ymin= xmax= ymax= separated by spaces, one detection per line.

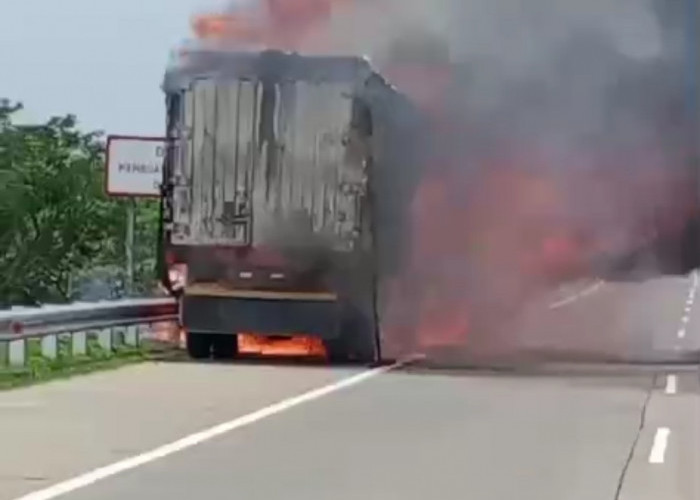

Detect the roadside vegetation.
xmin=0 ymin=98 xmax=160 ymax=307
xmin=0 ymin=99 xmax=169 ymax=388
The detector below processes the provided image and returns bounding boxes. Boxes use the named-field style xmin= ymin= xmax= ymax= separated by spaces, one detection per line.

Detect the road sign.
xmin=105 ymin=135 xmax=167 ymax=197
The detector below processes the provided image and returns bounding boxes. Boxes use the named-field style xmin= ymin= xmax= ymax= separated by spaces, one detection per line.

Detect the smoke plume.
xmin=191 ymin=0 xmax=698 ymax=361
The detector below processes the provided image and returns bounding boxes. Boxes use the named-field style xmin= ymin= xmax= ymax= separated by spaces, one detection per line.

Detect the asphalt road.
xmin=1 ymin=274 xmax=698 ymax=500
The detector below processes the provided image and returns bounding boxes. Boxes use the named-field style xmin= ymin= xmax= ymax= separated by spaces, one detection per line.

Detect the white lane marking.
xmin=665 ymin=375 xmax=677 ymax=394
xmin=11 ymin=358 xmax=416 ymax=500
xmin=677 ymin=273 xmax=695 ymax=345
xmin=648 ymin=427 xmax=671 ymax=464
xmin=548 ymin=280 xmax=604 ymax=309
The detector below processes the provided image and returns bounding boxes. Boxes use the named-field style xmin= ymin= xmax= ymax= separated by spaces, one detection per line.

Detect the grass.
xmin=0 ymin=334 xmax=163 ymax=391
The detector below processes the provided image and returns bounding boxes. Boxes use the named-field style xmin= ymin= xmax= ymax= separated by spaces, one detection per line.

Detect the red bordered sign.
xmin=105 ymin=135 xmax=167 ymax=198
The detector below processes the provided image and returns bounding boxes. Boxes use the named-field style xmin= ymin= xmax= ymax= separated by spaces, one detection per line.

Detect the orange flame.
xmin=239 ymin=333 xmax=327 ymax=357
xmin=380 ymin=152 xmax=585 ymax=358
xmin=192 ymin=14 xmax=263 ymax=44
xmin=191 ymin=0 xmax=353 ymax=50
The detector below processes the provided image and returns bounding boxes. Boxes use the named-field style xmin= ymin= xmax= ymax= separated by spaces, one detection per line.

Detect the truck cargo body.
xmin=159 ymin=50 xmax=423 ymax=360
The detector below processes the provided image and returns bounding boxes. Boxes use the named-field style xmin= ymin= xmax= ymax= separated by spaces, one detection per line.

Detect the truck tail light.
xmin=168 ymin=263 xmax=188 ymax=291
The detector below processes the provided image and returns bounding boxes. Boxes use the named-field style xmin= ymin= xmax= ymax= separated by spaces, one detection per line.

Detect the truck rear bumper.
xmin=181 ymin=295 xmax=341 ymax=339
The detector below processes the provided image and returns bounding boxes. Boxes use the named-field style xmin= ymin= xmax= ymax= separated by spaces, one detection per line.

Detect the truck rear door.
xmin=169 ymin=77 xmax=365 ymax=252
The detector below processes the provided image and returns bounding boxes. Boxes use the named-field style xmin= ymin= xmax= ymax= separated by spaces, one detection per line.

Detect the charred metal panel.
xmin=163 ymin=50 xmax=374 ymax=92
xmin=253 ymin=80 xmax=363 ymax=252
xmin=168 ymin=75 xmax=364 ymax=252
xmin=170 ymin=80 xmax=258 ymax=246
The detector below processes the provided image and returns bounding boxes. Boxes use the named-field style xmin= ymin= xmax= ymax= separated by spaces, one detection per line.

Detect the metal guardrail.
xmin=0 ymin=298 xmax=178 ymax=367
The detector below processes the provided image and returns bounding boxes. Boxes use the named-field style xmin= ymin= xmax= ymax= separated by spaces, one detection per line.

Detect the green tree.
xmin=0 ymin=100 xmax=123 ymax=305
xmin=0 ymin=100 xmax=162 ymax=306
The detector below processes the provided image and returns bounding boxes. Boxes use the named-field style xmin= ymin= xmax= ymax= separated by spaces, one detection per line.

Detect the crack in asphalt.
xmin=613 ymin=373 xmax=657 ymax=500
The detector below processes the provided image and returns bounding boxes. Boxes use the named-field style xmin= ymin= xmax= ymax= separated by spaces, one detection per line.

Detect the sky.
xmin=0 ymin=0 xmax=229 ymax=136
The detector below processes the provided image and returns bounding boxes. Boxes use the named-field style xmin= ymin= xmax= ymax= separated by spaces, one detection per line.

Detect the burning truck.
xmin=158 ymin=0 xmax=700 ymax=363
xmin=156 ymin=36 xmax=571 ymax=362
xmin=158 ymin=48 xmax=430 ymax=361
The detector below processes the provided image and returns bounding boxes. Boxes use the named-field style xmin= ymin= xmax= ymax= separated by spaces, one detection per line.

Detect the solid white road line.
xmin=12 ymin=358 xmax=416 ymax=500
xmin=649 ymin=427 xmax=671 ymax=464
xmin=0 ymin=401 xmax=42 ymax=409
xmin=548 ymin=280 xmax=604 ymax=309
xmin=665 ymin=375 xmax=677 ymax=395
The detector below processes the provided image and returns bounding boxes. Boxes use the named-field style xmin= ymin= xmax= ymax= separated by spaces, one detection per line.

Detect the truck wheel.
xmin=326 ymin=336 xmax=351 ymax=364
xmin=349 ymin=308 xmax=378 ymax=364
xmin=327 ymin=305 xmax=377 ymax=364
xmin=186 ymin=332 xmax=212 ymax=359
xmin=212 ymin=334 xmax=239 ymax=360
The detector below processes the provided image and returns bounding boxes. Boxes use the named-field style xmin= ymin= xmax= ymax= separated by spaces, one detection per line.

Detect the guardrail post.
xmin=124 ymin=325 xmax=139 ymax=347
xmin=72 ymin=331 xmax=87 ymax=356
xmin=9 ymin=339 xmax=26 ymax=367
xmin=112 ymin=327 xmax=124 ymax=347
xmin=98 ymin=328 xmax=113 ymax=352
xmin=142 ymin=324 xmax=152 ymax=343
xmin=41 ymin=335 xmax=58 ymax=360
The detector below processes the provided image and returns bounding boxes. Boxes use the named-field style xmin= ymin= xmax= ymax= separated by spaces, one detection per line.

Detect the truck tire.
xmin=325 ymin=336 xmax=351 ymax=364
xmin=186 ymin=332 xmax=212 ymax=359
xmin=327 ymin=305 xmax=377 ymax=364
xmin=211 ymin=334 xmax=239 ymax=360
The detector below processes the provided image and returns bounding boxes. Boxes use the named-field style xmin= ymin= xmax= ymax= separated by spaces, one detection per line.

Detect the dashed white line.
xmin=658 ymin=278 xmax=687 ymax=468
xmin=649 ymin=427 xmax=671 ymax=464
xmin=677 ymin=272 xmax=696 ymax=343
xmin=665 ymin=374 xmax=677 ymax=394
xmin=11 ymin=358 xmax=416 ymax=500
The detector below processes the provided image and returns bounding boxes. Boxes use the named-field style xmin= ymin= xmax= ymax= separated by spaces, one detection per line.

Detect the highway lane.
xmin=493 ymin=273 xmax=700 ymax=363
xmin=1 ymin=273 xmax=698 ymax=500
xmin=18 ymin=365 xmax=699 ymax=500
xmin=0 ymin=362 xmax=367 ymax=499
